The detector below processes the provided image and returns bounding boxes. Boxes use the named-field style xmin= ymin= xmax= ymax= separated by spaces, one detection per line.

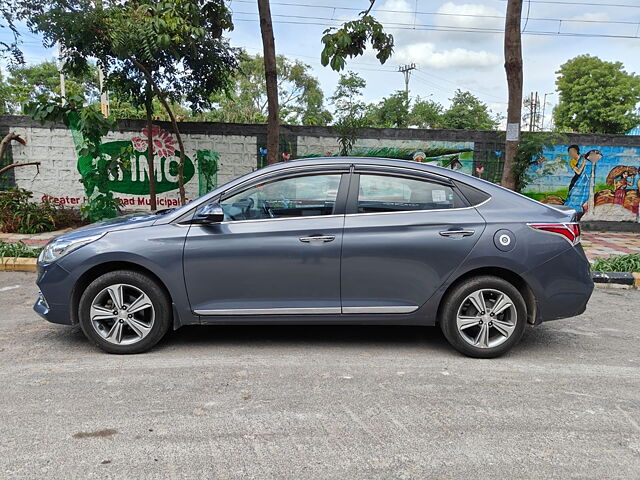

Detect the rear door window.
xmin=356 ymin=174 xmax=458 ymax=213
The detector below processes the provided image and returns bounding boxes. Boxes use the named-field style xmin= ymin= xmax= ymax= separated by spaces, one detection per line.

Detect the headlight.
xmin=39 ymin=232 xmax=106 ymax=264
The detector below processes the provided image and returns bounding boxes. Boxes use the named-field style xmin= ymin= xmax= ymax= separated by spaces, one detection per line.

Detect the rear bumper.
xmin=522 ymin=244 xmax=594 ymax=324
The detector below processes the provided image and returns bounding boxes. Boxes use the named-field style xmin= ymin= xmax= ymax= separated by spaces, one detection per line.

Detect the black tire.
xmin=78 ymin=270 xmax=171 ymax=354
xmin=439 ymin=275 xmax=526 ymax=358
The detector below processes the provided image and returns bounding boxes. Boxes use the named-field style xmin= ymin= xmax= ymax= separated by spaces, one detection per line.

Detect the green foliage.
xmin=439 ymin=89 xmax=500 ymax=130
xmin=207 ymin=54 xmax=331 ymax=125
xmin=0 ymin=188 xmax=84 ymax=234
xmin=0 ymin=241 xmax=43 ymax=259
xmin=0 ymin=0 xmax=23 ymax=64
xmin=330 ymin=72 xmax=369 ymax=155
xmin=409 ymin=97 xmax=444 ymax=129
xmin=553 ymin=55 xmax=640 ymax=134
xmin=23 ymin=96 xmax=129 ymax=222
xmin=321 ymin=8 xmax=394 ymax=72
xmin=592 ymin=254 xmax=640 ymax=273
xmin=365 ymin=91 xmax=410 ymax=128
xmin=512 ymin=132 xmax=565 ymax=193
xmin=0 ymin=61 xmax=99 ymax=114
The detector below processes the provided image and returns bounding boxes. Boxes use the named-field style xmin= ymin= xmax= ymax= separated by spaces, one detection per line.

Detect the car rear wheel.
xmin=439 ymin=275 xmax=526 ymax=358
xmin=78 ymin=270 xmax=171 ymax=354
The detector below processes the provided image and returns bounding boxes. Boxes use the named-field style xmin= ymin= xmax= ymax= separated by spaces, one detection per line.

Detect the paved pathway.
xmin=2 ymin=228 xmax=640 ymax=262
xmin=581 ymin=232 xmax=640 ymax=260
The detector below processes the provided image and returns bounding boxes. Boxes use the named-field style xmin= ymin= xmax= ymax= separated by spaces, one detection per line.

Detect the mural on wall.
xmin=59 ymin=124 xmax=219 ymax=208
xmin=299 ymin=141 xmax=475 ymax=174
xmin=256 ymin=133 xmax=297 ymax=169
xmin=523 ymin=144 xmax=640 ymax=222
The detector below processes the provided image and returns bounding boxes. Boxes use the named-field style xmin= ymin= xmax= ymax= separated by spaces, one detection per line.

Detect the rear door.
xmin=340 ymin=167 xmax=486 ymax=314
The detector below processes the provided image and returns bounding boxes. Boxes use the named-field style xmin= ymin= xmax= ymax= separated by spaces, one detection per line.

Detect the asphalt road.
xmin=1 ymin=271 xmax=639 ymax=479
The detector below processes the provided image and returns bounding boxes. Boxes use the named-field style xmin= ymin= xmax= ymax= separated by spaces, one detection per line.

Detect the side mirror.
xmin=193 ymin=202 xmax=225 ymax=224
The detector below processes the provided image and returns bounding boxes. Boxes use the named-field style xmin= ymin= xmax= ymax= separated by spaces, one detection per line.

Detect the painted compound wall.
xmin=2 ymin=115 xmax=640 ymax=221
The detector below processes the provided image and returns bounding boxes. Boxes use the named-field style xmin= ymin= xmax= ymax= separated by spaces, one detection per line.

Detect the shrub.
xmin=0 ymin=188 xmax=86 ymax=234
xmin=0 ymin=241 xmax=43 ymax=259
xmin=592 ymin=253 xmax=640 ymax=273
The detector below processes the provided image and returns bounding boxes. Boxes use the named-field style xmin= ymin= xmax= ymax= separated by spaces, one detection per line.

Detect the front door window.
xmin=221 ymin=174 xmax=342 ymax=221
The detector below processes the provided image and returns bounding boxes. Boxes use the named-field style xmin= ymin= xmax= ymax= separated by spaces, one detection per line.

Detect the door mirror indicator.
xmin=193 ymin=202 xmax=225 ymax=224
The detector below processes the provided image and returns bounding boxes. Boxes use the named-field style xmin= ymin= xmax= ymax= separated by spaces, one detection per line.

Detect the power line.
xmin=494 ymin=0 xmax=640 ymax=8
xmin=230 ymin=0 xmax=640 ymax=26
xmin=232 ymin=13 xmax=640 ymax=40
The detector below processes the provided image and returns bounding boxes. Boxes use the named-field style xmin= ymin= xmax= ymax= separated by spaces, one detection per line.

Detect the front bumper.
xmin=33 ymin=261 xmax=75 ymax=325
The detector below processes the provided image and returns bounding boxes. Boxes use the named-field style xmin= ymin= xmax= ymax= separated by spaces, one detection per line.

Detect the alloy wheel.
xmin=89 ymin=283 xmax=155 ymax=346
xmin=456 ymin=288 xmax=517 ymax=349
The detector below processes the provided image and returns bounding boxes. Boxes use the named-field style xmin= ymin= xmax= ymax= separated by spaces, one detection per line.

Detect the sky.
xmin=2 ymin=0 xmax=640 ymax=128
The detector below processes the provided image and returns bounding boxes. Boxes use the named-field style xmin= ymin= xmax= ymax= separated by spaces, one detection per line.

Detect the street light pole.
xmin=541 ymin=92 xmax=554 ymax=131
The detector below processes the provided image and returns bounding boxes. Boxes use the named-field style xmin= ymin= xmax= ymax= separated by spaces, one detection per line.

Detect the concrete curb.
xmin=0 ymin=257 xmax=37 ymax=272
xmin=592 ymin=271 xmax=640 ymax=289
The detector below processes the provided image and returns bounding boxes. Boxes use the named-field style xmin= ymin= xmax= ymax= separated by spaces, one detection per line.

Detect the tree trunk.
xmin=132 ymin=59 xmax=187 ymax=205
xmin=0 ymin=161 xmax=40 ymax=177
xmin=145 ymin=89 xmax=157 ymax=211
xmin=501 ymin=0 xmax=523 ymax=190
xmin=258 ymin=0 xmax=279 ymax=166
xmin=0 ymin=132 xmax=26 ymax=163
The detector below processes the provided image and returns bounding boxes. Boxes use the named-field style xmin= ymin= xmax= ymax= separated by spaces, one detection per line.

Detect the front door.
xmin=340 ymin=171 xmax=485 ymax=314
xmin=183 ymin=171 xmax=348 ymax=316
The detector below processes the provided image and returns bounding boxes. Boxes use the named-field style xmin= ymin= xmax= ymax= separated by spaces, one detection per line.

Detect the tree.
xmin=258 ymin=0 xmax=279 ymax=166
xmin=29 ymin=0 xmax=239 ymax=207
xmin=366 ymin=91 xmax=409 ymax=128
xmin=439 ymin=90 xmax=500 ymax=130
xmin=409 ymin=97 xmax=443 ymax=129
xmin=0 ymin=61 xmax=99 ymax=114
xmin=502 ymin=0 xmax=523 ymax=190
xmin=553 ymin=55 xmax=640 ymax=134
xmin=208 ymin=54 xmax=331 ymax=125
xmin=0 ymin=0 xmax=23 ymax=64
xmin=330 ymin=72 xmax=368 ymax=155
xmin=320 ymin=0 xmax=393 ymax=72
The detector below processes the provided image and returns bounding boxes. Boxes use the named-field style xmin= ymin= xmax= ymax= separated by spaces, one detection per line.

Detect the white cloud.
xmin=435 ymin=2 xmax=504 ymax=31
xmin=570 ymin=12 xmax=611 ymax=23
xmin=395 ymin=42 xmax=501 ymax=70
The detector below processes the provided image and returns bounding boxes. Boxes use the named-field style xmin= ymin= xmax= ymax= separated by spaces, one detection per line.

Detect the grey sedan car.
xmin=34 ymin=157 xmax=593 ymax=357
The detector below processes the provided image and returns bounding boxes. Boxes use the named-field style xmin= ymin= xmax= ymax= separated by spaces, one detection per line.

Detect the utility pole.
xmin=57 ymin=42 xmax=66 ymax=106
xmin=98 ymin=67 xmax=110 ymax=117
xmin=541 ymin=92 xmax=554 ymax=131
xmin=501 ymin=0 xmax=523 ymax=190
xmin=398 ymin=63 xmax=416 ymax=100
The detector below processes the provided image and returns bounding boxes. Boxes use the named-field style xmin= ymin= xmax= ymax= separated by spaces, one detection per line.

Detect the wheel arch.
xmin=437 ymin=267 xmax=537 ymax=326
xmin=70 ymin=261 xmax=174 ymax=326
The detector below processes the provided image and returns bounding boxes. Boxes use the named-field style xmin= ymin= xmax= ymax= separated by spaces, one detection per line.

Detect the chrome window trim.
xmin=195 ymin=307 xmax=341 ymax=315
xmin=353 ymin=164 xmax=452 ymax=183
xmin=344 ymin=197 xmax=491 ymax=218
xmin=214 ymin=213 xmax=345 ymax=226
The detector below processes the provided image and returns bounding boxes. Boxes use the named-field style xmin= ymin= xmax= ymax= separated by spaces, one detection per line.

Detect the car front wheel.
xmin=78 ymin=270 xmax=171 ymax=354
xmin=439 ymin=275 xmax=526 ymax=358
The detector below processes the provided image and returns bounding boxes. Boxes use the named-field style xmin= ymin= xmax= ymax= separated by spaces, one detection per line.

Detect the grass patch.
xmin=0 ymin=241 xmax=43 ymax=259
xmin=592 ymin=253 xmax=640 ymax=273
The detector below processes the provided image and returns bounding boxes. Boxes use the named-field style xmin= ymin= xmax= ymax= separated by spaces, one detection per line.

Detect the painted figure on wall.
xmin=565 ymin=149 xmax=601 ymax=215
xmin=607 ymin=166 xmax=636 ymax=206
xmin=567 ymin=144 xmax=586 ymax=193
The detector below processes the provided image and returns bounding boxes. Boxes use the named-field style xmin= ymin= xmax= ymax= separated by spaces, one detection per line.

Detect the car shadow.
xmin=158 ymin=323 xmax=454 ymax=354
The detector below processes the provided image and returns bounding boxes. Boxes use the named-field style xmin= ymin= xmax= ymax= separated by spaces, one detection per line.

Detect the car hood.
xmin=54 ymin=212 xmax=159 ymax=243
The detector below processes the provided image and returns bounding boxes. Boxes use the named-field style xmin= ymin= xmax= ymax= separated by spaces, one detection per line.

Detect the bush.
xmin=592 ymin=253 xmax=640 ymax=273
xmin=0 ymin=241 xmax=43 ymax=259
xmin=0 ymin=188 xmax=86 ymax=234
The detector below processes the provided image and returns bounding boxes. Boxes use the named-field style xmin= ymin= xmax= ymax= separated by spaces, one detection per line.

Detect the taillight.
xmin=528 ymin=222 xmax=581 ymax=245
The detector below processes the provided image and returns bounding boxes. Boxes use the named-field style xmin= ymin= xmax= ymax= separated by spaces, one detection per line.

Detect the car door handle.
xmin=299 ymin=235 xmax=336 ymax=243
xmin=439 ymin=229 xmax=475 ymax=237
